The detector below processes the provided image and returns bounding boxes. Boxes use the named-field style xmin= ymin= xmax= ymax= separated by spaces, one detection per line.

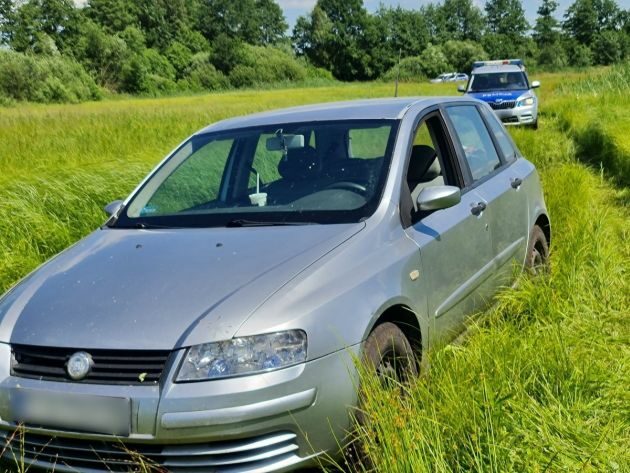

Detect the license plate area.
xmin=9 ymin=389 xmax=130 ymax=436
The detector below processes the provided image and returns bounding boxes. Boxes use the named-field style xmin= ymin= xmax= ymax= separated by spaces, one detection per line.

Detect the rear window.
xmin=470 ymin=72 xmax=529 ymax=92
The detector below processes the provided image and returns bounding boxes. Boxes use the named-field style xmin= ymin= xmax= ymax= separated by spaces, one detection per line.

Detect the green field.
xmin=0 ymin=68 xmax=628 ymax=472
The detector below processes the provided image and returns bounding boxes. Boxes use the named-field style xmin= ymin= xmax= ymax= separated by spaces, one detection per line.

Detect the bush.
xmin=592 ymin=31 xmax=627 ymax=65
xmin=165 ymin=42 xmax=193 ymax=78
xmin=382 ymin=44 xmax=454 ymax=82
xmin=418 ymin=44 xmax=452 ymax=78
xmin=119 ymin=27 xmax=146 ymax=54
xmin=381 ymin=56 xmax=427 ymax=82
xmin=180 ymin=56 xmax=229 ymax=92
xmin=143 ymin=49 xmax=176 ymax=81
xmin=0 ymin=50 xmax=101 ymax=103
xmin=565 ymin=42 xmax=593 ymax=68
xmin=227 ymin=45 xmax=308 ymax=87
xmin=442 ymin=40 xmax=488 ymax=73
xmin=538 ymin=41 xmax=569 ymax=69
xmin=144 ymin=74 xmax=177 ymax=95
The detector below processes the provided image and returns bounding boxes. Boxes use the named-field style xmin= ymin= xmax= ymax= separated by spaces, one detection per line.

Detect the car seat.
xmin=265 ymin=146 xmax=324 ymax=204
xmin=407 ymin=145 xmax=444 ymax=209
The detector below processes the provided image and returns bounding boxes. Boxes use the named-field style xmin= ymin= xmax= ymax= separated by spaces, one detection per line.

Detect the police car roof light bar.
xmin=472 ymin=59 xmax=524 ymax=69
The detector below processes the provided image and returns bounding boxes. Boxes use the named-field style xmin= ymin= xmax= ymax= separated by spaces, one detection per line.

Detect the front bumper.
xmin=0 ymin=343 xmax=360 ymax=472
xmin=492 ymin=104 xmax=538 ymax=126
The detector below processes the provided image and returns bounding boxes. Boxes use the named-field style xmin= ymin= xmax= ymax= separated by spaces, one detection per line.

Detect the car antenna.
xmin=394 ymin=48 xmax=402 ymax=98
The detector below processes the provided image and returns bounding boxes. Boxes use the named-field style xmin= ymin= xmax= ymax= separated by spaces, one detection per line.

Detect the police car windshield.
xmin=470 ymin=72 xmax=528 ymax=92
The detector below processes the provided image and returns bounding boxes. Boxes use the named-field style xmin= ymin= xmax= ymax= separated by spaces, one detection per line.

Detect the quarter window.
xmin=446 ymin=105 xmax=501 ymax=182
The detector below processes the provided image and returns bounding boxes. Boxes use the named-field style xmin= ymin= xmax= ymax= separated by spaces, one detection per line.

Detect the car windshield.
xmin=113 ymin=119 xmax=399 ymax=228
xmin=469 ymin=72 xmax=529 ymax=92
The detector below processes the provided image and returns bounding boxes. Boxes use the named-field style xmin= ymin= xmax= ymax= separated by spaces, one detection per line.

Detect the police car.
xmin=458 ymin=59 xmax=540 ymax=129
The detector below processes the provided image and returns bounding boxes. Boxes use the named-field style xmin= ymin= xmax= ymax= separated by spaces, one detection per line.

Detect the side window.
xmin=480 ymin=105 xmax=518 ymax=161
xmin=144 ymin=138 xmax=233 ymax=216
xmin=404 ymin=115 xmax=457 ymax=218
xmin=445 ymin=105 xmax=502 ymax=182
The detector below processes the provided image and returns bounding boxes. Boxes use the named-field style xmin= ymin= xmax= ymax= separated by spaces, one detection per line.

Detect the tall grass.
xmin=550 ymin=62 xmax=630 ymax=186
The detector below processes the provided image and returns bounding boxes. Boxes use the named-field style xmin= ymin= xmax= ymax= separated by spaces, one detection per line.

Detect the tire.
xmin=348 ymin=322 xmax=418 ymax=468
xmin=525 ymin=224 xmax=549 ymax=274
xmin=363 ymin=322 xmax=418 ymax=385
xmin=532 ymin=120 xmax=539 ymax=130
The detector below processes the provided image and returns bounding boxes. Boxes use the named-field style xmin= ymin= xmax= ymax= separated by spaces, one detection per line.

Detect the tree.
xmin=7 ymin=0 xmax=77 ymax=52
xmin=133 ymin=0 xmax=199 ymax=50
xmin=198 ymin=0 xmax=287 ymax=45
xmin=534 ymin=0 xmax=561 ymax=47
xmin=563 ymin=0 xmax=623 ymax=45
xmin=592 ymin=29 xmax=626 ymax=64
xmin=440 ymin=0 xmax=485 ymax=42
xmin=292 ymin=0 xmax=375 ymax=81
xmin=0 ymin=0 xmax=14 ymax=45
xmin=254 ymin=0 xmax=287 ymax=45
xmin=372 ymin=6 xmax=430 ymax=59
xmin=85 ymin=0 xmax=136 ymax=33
xmin=563 ymin=0 xmax=600 ymax=44
xmin=485 ymin=0 xmax=529 ymax=37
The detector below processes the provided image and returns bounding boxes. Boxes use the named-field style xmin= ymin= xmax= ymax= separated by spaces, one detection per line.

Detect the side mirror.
xmin=417 ymin=186 xmax=461 ymax=211
xmin=531 ymin=80 xmax=540 ymax=89
xmin=457 ymin=85 xmax=466 ymax=93
xmin=104 ymin=200 xmax=124 ymax=217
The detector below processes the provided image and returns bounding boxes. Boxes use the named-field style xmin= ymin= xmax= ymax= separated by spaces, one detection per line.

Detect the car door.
xmin=477 ymin=104 xmax=531 ymax=284
xmin=402 ymin=111 xmax=494 ymax=342
xmin=442 ymin=103 xmax=529 ymax=296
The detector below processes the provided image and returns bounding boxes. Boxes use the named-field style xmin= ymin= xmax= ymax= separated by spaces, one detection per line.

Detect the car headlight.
xmin=176 ymin=330 xmax=307 ymax=382
xmin=516 ymin=96 xmax=535 ymax=107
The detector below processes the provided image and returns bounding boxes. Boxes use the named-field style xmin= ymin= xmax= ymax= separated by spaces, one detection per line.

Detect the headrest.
xmin=278 ymin=146 xmax=322 ymax=180
xmin=407 ymin=145 xmax=439 ymax=183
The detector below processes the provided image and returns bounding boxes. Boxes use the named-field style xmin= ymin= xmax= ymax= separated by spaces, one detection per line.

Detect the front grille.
xmin=501 ymin=116 xmax=520 ymax=124
xmin=0 ymin=430 xmax=301 ymax=472
xmin=489 ymin=100 xmax=516 ymax=110
xmin=11 ymin=345 xmax=171 ymax=385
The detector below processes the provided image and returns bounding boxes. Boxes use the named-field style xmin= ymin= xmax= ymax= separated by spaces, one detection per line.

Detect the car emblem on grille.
xmin=495 ymin=98 xmax=504 ymax=104
xmin=67 ymin=351 xmax=93 ymax=380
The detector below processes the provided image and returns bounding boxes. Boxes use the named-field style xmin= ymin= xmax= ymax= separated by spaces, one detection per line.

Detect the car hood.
xmin=0 ymin=224 xmax=364 ymax=350
xmin=468 ymin=90 xmax=529 ymax=102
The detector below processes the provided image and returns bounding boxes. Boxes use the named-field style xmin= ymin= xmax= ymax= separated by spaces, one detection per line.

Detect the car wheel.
xmin=363 ymin=322 xmax=418 ymax=386
xmin=348 ymin=322 xmax=418 ymax=468
xmin=532 ymin=120 xmax=539 ymax=130
xmin=526 ymin=224 xmax=549 ymax=274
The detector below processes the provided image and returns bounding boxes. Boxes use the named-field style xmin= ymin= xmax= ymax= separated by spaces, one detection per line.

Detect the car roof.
xmin=198 ymin=96 xmax=473 ymax=133
xmin=473 ymin=65 xmax=524 ymax=74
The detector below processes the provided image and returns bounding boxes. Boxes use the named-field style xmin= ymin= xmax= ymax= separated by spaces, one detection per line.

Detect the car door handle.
xmin=511 ymin=177 xmax=523 ymax=189
xmin=471 ymin=202 xmax=487 ymax=216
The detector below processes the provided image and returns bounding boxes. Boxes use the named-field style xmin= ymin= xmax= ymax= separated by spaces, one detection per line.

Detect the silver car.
xmin=0 ymin=97 xmax=550 ymax=472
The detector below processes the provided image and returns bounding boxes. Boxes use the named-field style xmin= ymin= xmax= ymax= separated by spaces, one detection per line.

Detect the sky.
xmin=277 ymin=0 xmax=630 ymax=30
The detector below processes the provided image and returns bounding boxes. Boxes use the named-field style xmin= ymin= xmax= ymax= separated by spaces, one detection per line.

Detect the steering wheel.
xmin=324 ymin=181 xmax=368 ymax=195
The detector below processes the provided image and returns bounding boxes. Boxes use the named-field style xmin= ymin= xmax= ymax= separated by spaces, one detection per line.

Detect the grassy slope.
xmin=0 ymin=71 xmax=628 ymax=471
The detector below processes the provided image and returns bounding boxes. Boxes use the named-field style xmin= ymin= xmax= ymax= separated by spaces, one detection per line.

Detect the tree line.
xmin=0 ymin=0 xmax=628 ymax=104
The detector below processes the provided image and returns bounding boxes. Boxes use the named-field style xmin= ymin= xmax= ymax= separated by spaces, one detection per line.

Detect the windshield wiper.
xmin=134 ymin=222 xmax=177 ymax=229
xmin=226 ymin=219 xmax=318 ymax=227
